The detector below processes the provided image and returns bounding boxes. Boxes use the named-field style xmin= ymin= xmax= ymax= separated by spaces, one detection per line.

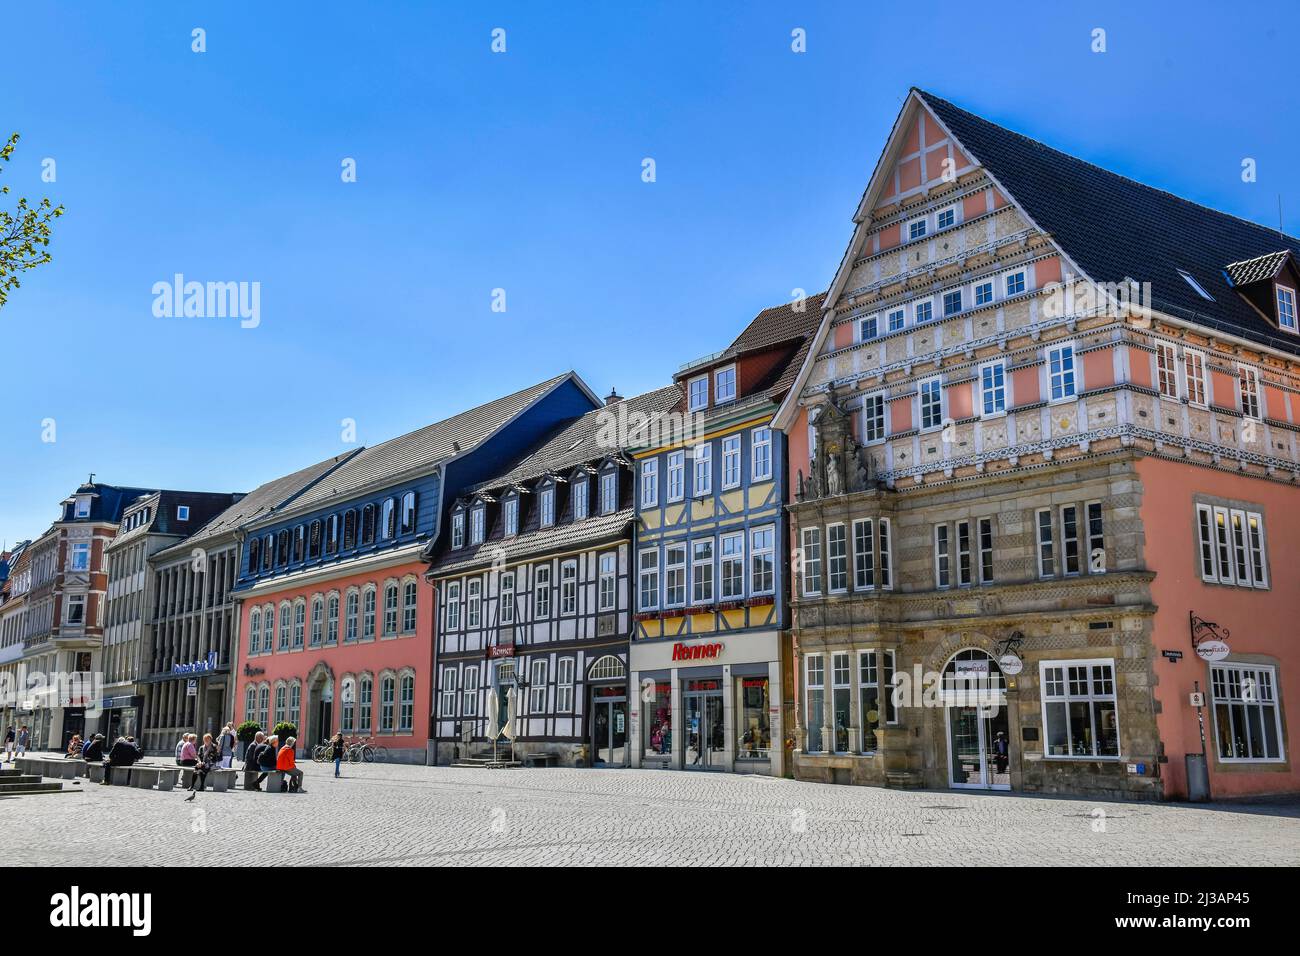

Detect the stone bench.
xmin=179 ymin=767 xmax=237 ymax=792
xmin=130 ymin=766 xmax=181 ymax=791
xmin=242 ymin=769 xmax=286 ymax=792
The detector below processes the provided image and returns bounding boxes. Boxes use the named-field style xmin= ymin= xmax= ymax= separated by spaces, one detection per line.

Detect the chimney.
xmin=605 ymin=387 xmax=623 ymax=406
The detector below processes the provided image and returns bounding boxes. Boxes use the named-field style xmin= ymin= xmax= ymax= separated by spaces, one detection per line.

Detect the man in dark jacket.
xmin=82 ymin=735 xmax=105 ymax=761
xmin=101 ymin=736 xmax=141 ymax=784
xmin=242 ymin=731 xmax=266 ymax=790
xmin=257 ymin=735 xmax=280 ymax=789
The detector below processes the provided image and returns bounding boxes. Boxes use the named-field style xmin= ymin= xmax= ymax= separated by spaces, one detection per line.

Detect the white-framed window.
xmin=534 ymin=564 xmax=551 ymax=617
xmin=1061 ymin=505 xmax=1081 ymax=575
xmin=362 ymin=587 xmax=376 ymax=639
xmin=470 ymin=506 xmax=485 ymax=545
xmin=503 ymin=497 xmax=518 ymax=536
xmin=461 ymin=667 xmax=478 ymax=717
xmin=540 ymin=487 xmax=555 ymax=527
xmin=1034 ymin=512 xmax=1055 ymax=580
xmin=1086 ymin=501 xmax=1104 ymax=573
xmin=878 ymin=517 xmax=893 ymax=589
xmin=858 ymin=649 xmax=898 ymax=751
xmin=74 ymin=496 xmax=91 ymax=518
xmin=560 ymin=560 xmax=578 ymax=615
xmin=800 ymin=526 xmax=822 ymax=596
xmin=714 ymin=365 xmax=737 ymax=404
xmin=69 ymin=542 xmax=90 ymax=572
xmin=667 ymin=452 xmax=684 ymax=501
xmin=451 ymin=512 xmax=465 ymax=549
xmin=1048 ymin=342 xmax=1077 ymax=400
xmin=751 ymin=427 xmax=772 ymax=481
xmin=805 ymin=654 xmax=825 ymax=753
xmin=381 ymin=498 xmax=396 ymax=540
xmin=65 ymin=593 xmax=86 ymax=625
xmin=248 ymin=608 xmax=262 ymax=655
xmin=1196 ymin=504 xmax=1268 ymax=588
xmin=919 ymin=377 xmax=942 ymax=430
xmin=444 ymin=582 xmax=461 ymax=631
xmin=1183 ymin=348 xmax=1207 ymax=406
xmin=978 ymin=517 xmax=994 ymax=583
xmin=598 ymin=552 xmax=617 ymax=611
xmin=907 ymin=217 xmax=927 ymax=241
xmin=400 ymin=491 xmax=417 ymax=534
xmin=720 ymin=532 xmax=744 ymax=600
xmin=750 ymin=525 xmax=775 ymax=594
xmin=529 ymin=659 xmax=548 ymax=713
xmin=1211 ymin=664 xmax=1284 ymax=761
xmin=973 ymin=279 xmax=994 ymax=307
xmin=640 ymin=459 xmax=658 ymax=508
xmin=934 ymin=524 xmax=951 ymax=589
xmin=862 ymin=392 xmax=886 ymax=442
xmin=691 ymin=539 xmax=714 ymax=604
xmin=692 ymin=444 xmax=712 ymax=497
xmin=293 ymin=600 xmax=306 ymax=647
xmin=831 ymin=652 xmax=851 ymax=753
xmin=859 ymin=313 xmax=879 ymax=341
xmin=176 ymin=505 xmax=190 ymax=521
xmin=402 ymin=580 xmax=417 ymax=633
xmin=638 ymin=548 xmax=659 ymax=610
xmin=1277 ymin=285 xmax=1297 ymax=333
xmin=556 ymin=658 xmax=575 ymax=713
xmin=572 ymin=478 xmax=588 ymax=520
xmin=466 ymin=579 xmax=481 ymax=628
xmin=887 ymin=308 xmax=905 ymax=333
xmin=1155 ymin=342 xmax=1179 ymax=399
xmin=664 ymin=545 xmax=686 ymax=607
xmin=852 ymin=518 xmax=874 ymax=591
xmin=688 ymin=375 xmax=708 ymax=411
xmin=914 ymin=299 xmax=933 ymax=324
xmin=980 ymin=361 xmax=1006 ymax=416
xmin=500 ymin=572 xmax=516 ymax=625
xmin=1040 ymin=660 xmax=1120 ymax=758
xmin=956 ymin=520 xmax=973 ymax=587
xmin=722 ymin=435 xmax=742 ymax=489
xmin=937 ymin=206 xmax=956 ymax=230
xmin=600 ymin=471 xmax=617 ymax=514
xmin=942 ymin=289 xmax=962 ymax=316
xmin=1004 ymin=269 xmax=1026 ymax=297
xmin=827 ymin=523 xmax=847 ymax=593
xmin=278 ymin=603 xmax=291 ymax=650
xmin=1238 ymin=364 xmax=1261 ymax=420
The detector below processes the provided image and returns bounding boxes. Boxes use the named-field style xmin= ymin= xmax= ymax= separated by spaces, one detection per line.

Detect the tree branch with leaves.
xmin=0 ymin=132 xmax=65 ymax=309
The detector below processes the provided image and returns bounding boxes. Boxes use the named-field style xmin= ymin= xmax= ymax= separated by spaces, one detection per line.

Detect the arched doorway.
xmin=941 ymin=648 xmax=1010 ymax=790
xmin=587 ymin=655 xmax=627 ymax=767
xmin=305 ymin=664 xmax=334 ymax=749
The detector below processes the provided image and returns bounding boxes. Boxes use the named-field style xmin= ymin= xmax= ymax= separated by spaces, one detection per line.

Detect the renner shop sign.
xmin=671 ymin=642 xmax=724 ymax=662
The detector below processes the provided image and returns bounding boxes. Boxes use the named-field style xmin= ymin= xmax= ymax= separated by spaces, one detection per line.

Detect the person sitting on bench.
xmin=82 ymin=734 xmax=105 ymax=762
xmin=277 ymin=737 xmax=305 ymax=793
xmin=102 ymin=736 xmax=142 ymax=784
xmin=242 ymin=731 xmax=267 ymax=790
xmin=257 ymin=734 xmax=280 ymax=787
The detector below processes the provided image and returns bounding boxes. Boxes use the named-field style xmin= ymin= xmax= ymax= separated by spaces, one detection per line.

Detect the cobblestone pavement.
xmin=4 ymin=763 xmax=1299 ymax=866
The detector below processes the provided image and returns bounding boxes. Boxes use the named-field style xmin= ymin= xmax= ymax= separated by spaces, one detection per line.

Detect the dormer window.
xmin=381 ymin=497 xmax=396 ymax=539
xmin=714 ymin=365 xmax=737 ymax=404
xmin=400 ymin=492 xmax=417 ymax=534
xmin=361 ymin=504 xmax=376 ymax=545
xmin=74 ymin=497 xmax=91 ymax=519
xmin=1278 ymin=285 xmax=1297 ymax=333
xmin=451 ymin=512 xmax=465 ymax=549
xmin=540 ymin=487 xmax=556 ymax=527
xmin=571 ymin=478 xmax=588 ymax=520
xmin=600 ymin=471 xmax=617 ymax=514
xmin=688 ymin=375 xmax=708 ymax=411
xmin=504 ymin=496 xmax=518 ymax=536
xmin=176 ymin=505 xmax=190 ymax=521
xmin=470 ymin=506 xmax=485 ymax=545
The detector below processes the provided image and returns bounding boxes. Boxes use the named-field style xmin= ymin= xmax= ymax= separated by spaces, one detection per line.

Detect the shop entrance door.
xmin=946 ymin=705 xmax=1010 ymax=789
xmin=682 ymin=680 xmax=725 ymax=770
xmin=591 ymin=688 xmax=627 ymax=766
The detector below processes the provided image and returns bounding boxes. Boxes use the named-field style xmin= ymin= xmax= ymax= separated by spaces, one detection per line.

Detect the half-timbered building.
xmin=427 ymin=385 xmax=681 ymax=767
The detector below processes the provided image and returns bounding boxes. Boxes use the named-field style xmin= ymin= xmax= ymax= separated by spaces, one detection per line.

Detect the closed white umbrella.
xmin=504 ymin=686 xmax=518 ymax=740
xmin=486 ymin=689 xmax=500 ymax=739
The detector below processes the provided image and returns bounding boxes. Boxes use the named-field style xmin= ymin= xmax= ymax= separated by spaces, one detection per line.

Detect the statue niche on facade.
xmin=801 ymin=387 xmax=877 ymax=500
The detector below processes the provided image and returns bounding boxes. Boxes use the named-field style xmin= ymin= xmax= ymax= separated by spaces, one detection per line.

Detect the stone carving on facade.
xmin=799 ymin=388 xmax=880 ymax=501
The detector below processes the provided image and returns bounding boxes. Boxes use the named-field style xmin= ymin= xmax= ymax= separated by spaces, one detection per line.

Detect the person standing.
xmin=331 ymin=731 xmax=346 ymax=778
xmin=218 ymin=724 xmax=236 ymax=769
xmin=17 ymin=725 xmax=29 ymax=758
xmin=3 ymin=726 xmax=14 ymax=762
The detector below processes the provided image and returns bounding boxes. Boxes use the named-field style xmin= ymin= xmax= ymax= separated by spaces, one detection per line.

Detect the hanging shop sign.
xmin=998 ymin=654 xmax=1024 ymax=676
xmin=1189 ymin=611 xmax=1231 ymax=662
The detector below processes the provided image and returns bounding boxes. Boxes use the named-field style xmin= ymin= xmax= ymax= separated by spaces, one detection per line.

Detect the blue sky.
xmin=2 ymin=0 xmax=1298 ymax=545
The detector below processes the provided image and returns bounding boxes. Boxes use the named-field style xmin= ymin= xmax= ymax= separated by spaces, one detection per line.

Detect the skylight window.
xmin=1177 ymin=269 xmax=1214 ymax=302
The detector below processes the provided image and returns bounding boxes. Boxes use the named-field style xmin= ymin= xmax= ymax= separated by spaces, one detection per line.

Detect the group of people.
xmin=3 ymin=724 xmax=31 ymax=762
xmin=68 ymin=732 xmax=146 ymax=782
xmin=241 ymin=731 xmax=305 ymax=793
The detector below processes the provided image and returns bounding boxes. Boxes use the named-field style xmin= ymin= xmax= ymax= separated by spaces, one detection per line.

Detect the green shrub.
xmin=236 ymin=720 xmax=261 ymax=743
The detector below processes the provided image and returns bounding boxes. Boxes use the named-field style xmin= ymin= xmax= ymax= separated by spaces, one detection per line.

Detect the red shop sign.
xmin=486 ymin=643 xmax=516 ymax=659
xmin=671 ymin=641 xmax=724 ymax=662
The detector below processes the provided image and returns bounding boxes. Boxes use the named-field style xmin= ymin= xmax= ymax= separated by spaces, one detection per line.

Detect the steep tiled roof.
xmin=152 ymin=452 xmax=357 ymax=559
xmin=429 ymin=511 xmax=630 ymax=577
xmin=1225 ymin=251 xmax=1292 ymax=288
xmin=289 ymin=372 xmax=582 ymax=512
xmin=473 ymin=385 xmax=682 ymax=492
xmin=916 ymin=89 xmax=1300 ymax=356
xmin=729 ymin=292 xmax=827 ymax=356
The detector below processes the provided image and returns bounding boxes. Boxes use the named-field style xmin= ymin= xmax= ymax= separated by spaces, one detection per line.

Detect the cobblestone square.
xmin=5 ymin=764 xmax=1298 ymax=866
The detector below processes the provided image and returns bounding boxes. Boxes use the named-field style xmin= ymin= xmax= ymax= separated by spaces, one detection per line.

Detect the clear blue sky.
xmin=3 ymin=0 xmax=1298 ymax=545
